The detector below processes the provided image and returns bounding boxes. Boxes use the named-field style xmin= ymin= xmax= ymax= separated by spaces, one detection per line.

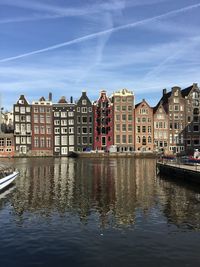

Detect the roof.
xmin=181 ymin=85 xmax=193 ymax=97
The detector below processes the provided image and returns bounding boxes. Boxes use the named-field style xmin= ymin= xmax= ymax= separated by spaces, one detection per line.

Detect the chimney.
xmin=49 ymin=92 xmax=52 ymax=101
xmin=163 ymin=89 xmax=167 ymax=96
xmin=82 ymin=91 xmax=86 ymax=97
xmin=70 ymin=96 xmax=73 ymax=103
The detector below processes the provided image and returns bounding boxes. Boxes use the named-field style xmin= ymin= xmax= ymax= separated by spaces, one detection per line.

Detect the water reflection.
xmin=1 ymin=158 xmax=200 ymax=230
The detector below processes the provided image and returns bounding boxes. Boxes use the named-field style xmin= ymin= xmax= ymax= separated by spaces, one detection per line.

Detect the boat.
xmin=67 ymin=151 xmax=79 ymax=158
xmin=0 ymin=171 xmax=19 ymax=191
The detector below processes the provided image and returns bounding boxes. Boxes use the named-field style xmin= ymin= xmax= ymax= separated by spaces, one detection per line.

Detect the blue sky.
xmin=0 ymin=0 xmax=200 ymax=110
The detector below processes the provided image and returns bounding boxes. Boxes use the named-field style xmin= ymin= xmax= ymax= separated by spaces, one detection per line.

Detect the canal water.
xmin=0 ymin=158 xmax=200 ymax=267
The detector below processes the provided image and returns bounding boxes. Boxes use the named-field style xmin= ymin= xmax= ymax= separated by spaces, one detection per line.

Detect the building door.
xmin=20 ymin=146 xmax=27 ymax=154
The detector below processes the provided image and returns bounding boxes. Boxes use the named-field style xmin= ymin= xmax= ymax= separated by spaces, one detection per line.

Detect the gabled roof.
xmin=181 ymin=85 xmax=194 ymax=97
xmin=39 ymin=96 xmax=46 ymax=101
xmin=135 ymin=99 xmax=152 ymax=109
xmin=17 ymin=95 xmax=29 ymax=105
xmin=58 ymin=96 xmax=67 ymax=103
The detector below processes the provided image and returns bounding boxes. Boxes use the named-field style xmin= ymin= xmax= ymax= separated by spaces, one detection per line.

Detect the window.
xmin=137 ymin=136 xmax=140 ymax=143
xmin=122 ymin=135 xmax=126 ymax=143
xmin=116 ymin=124 xmax=120 ymax=131
xmin=128 ymin=106 xmax=132 ymax=111
xmin=61 ymin=136 xmax=68 ymax=145
xmin=116 ymin=135 xmax=120 ymax=143
xmin=61 ymin=112 xmax=67 ymax=118
xmin=128 ymin=124 xmax=132 ymax=131
xmin=174 ymin=105 xmax=179 ymax=111
xmin=68 ymin=112 xmax=74 ymax=117
xmin=26 ymin=115 xmax=31 ymax=122
xmin=82 ymin=137 xmax=88 ymax=144
xmin=54 ymin=120 xmax=60 ymax=125
xmin=46 ymin=115 xmax=51 ymax=124
xmin=77 ymin=107 xmax=80 ymax=112
xmin=82 ymin=107 xmax=87 ymax=113
xmin=34 ymin=137 xmax=39 ymax=147
xmin=55 ymin=136 xmax=60 ymax=146
xmin=0 ymin=138 xmax=4 ymax=146
xmin=61 ymin=120 xmax=67 ymax=126
xmin=142 ymin=136 xmax=146 ymax=145
xmin=82 ymin=117 xmax=87 ymax=123
xmin=116 ymin=115 xmax=120 ymax=121
xmin=46 ymin=138 xmax=51 ymax=148
xmin=34 ymin=115 xmax=38 ymax=123
xmin=128 ymin=135 xmax=132 ymax=143
xmin=46 ymin=108 xmax=50 ymax=113
xmin=88 ymin=107 xmax=92 ymax=112
xmin=40 ymin=126 xmax=45 ymax=134
xmin=15 ymin=115 xmax=19 ymax=122
xmin=40 ymin=115 xmax=45 ymax=123
xmin=46 ymin=127 xmax=51 ymax=134
xmin=20 ymin=107 xmax=25 ymax=114
xmin=82 ymin=127 xmax=87 ymax=134
xmin=148 ymin=126 xmax=151 ymax=133
xmin=194 ymin=125 xmax=199 ymax=132
xmin=54 ymin=128 xmax=60 ymax=134
xmin=128 ymin=115 xmax=132 ymax=121
xmin=122 ymin=114 xmax=126 ymax=121
xmin=122 ymin=124 xmax=126 ymax=131
xmin=115 ymin=97 xmax=120 ymax=102
xmin=122 ymin=106 xmax=126 ymax=111
xmin=40 ymin=137 xmax=45 ymax=147
xmin=68 ymin=119 xmax=74 ymax=125
xmin=61 ymin=128 xmax=67 ymax=134
xmin=54 ymin=112 xmax=60 ymax=117
xmin=115 ymin=105 xmax=120 ymax=111
xmin=142 ymin=126 xmax=146 ymax=133
xmin=148 ymin=136 xmax=152 ymax=143
xmin=69 ymin=127 xmax=74 ymax=133
xmin=15 ymin=106 xmax=19 ymax=112
xmin=137 ymin=118 xmax=140 ymax=123
xmin=40 ymin=107 xmax=45 ymax=113
xmin=142 ymin=117 xmax=146 ymax=122
xmin=137 ymin=126 xmax=140 ymax=133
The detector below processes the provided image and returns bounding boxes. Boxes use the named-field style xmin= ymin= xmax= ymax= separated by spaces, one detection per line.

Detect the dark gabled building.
xmin=155 ymin=83 xmax=200 ymax=154
xmin=13 ymin=95 xmax=32 ymax=155
xmin=53 ymin=96 xmax=76 ymax=156
xmin=75 ymin=91 xmax=93 ymax=152
xmin=181 ymin=83 xmax=200 ymax=154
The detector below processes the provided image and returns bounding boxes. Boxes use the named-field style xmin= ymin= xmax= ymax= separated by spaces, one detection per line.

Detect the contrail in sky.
xmin=0 ymin=3 xmax=200 ymax=63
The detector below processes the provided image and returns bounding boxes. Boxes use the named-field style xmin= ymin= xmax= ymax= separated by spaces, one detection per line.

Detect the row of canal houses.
xmin=1 ymin=83 xmax=200 ymax=157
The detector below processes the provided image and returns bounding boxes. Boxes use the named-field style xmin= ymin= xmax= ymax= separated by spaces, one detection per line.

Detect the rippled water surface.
xmin=0 ymin=158 xmax=200 ymax=267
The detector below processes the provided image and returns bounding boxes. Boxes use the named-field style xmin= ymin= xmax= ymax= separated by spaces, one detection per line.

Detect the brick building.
xmin=93 ymin=90 xmax=113 ymax=151
xmin=31 ymin=95 xmax=53 ymax=156
xmin=134 ymin=99 xmax=154 ymax=151
xmin=153 ymin=101 xmax=169 ymax=153
xmin=0 ymin=133 xmax=15 ymax=157
xmin=111 ymin=89 xmax=135 ymax=152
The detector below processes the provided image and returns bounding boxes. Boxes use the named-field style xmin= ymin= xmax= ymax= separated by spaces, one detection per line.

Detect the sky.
xmin=0 ymin=0 xmax=200 ymax=110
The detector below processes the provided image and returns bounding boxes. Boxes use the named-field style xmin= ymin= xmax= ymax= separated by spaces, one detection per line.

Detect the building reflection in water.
xmin=158 ymin=177 xmax=200 ymax=230
xmin=7 ymin=158 xmax=200 ymax=229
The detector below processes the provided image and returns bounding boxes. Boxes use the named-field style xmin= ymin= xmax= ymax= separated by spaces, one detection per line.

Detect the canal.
xmin=0 ymin=158 xmax=200 ymax=266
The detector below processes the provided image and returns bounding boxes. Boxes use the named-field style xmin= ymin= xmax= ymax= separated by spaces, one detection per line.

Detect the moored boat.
xmin=0 ymin=171 xmax=19 ymax=191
